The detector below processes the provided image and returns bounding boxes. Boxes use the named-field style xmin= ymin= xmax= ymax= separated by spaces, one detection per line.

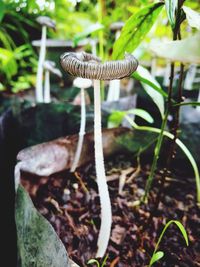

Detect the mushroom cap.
xmin=110 ymin=21 xmax=124 ymax=31
xmin=60 ymin=52 xmax=138 ymax=81
xmin=43 ymin=60 xmax=62 ymax=78
xmin=73 ymin=77 xmax=92 ymax=89
xmin=36 ymin=16 xmax=56 ymax=29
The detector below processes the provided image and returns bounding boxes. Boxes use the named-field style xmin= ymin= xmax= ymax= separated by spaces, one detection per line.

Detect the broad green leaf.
xmin=182 ymin=6 xmax=200 ymax=30
xmin=112 ymin=2 xmax=164 ymax=59
xmin=150 ymin=33 xmax=200 ymax=64
xmin=0 ymin=48 xmax=18 ymax=79
xmin=134 ymin=65 xmax=165 ymax=118
xmin=0 ymin=1 xmax=5 ymax=23
xmin=108 ymin=108 xmax=153 ymax=128
xmin=150 ymin=251 xmax=164 ymax=266
xmin=165 ymin=0 xmax=178 ymax=29
xmin=132 ymin=66 xmax=168 ymax=98
xmin=16 ymin=185 xmax=70 ymax=267
xmin=73 ymin=23 xmax=104 ymax=46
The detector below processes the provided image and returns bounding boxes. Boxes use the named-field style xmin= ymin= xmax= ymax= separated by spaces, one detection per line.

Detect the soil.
xmin=21 ymin=154 xmax=200 ymax=267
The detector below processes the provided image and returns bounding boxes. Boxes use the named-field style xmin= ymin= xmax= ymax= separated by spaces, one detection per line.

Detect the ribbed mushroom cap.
xmin=60 ymin=52 xmax=138 ymax=81
xmin=36 ymin=16 xmax=56 ymax=29
xmin=43 ymin=60 xmax=62 ymax=78
xmin=110 ymin=21 xmax=124 ymax=31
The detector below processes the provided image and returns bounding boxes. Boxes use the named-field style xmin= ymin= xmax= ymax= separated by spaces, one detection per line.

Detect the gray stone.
xmin=16 ymin=185 xmax=72 ymax=267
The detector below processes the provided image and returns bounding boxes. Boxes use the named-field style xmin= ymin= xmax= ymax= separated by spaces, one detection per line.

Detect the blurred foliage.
xmin=0 ymin=0 xmax=199 ymax=93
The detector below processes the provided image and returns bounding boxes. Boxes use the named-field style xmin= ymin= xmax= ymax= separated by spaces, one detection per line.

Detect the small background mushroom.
xmin=107 ymin=22 xmax=125 ymax=102
xmin=70 ymin=77 xmax=92 ymax=172
xmin=43 ymin=60 xmax=62 ymax=103
xmin=35 ymin=16 xmax=56 ymax=103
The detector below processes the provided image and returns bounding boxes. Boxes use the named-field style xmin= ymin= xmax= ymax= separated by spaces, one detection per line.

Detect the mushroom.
xmin=110 ymin=21 xmax=124 ymax=40
xmin=35 ymin=16 xmax=56 ymax=103
xmin=60 ymin=51 xmax=138 ymax=258
xmin=43 ymin=60 xmax=62 ymax=103
xmin=107 ymin=22 xmax=125 ymax=102
xmin=70 ymin=77 xmax=92 ymax=172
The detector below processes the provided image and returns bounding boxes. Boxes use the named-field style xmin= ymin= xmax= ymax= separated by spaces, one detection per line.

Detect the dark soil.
xmin=21 ymin=154 xmax=200 ymax=267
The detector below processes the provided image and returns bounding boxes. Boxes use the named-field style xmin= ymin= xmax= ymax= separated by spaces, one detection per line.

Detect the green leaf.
xmin=0 ymin=1 xmax=5 ymax=23
xmin=108 ymin=108 xmax=153 ymax=128
xmin=165 ymin=0 xmax=178 ymax=29
xmin=0 ymin=48 xmax=18 ymax=79
xmin=173 ymin=221 xmax=189 ymax=246
xmin=0 ymin=82 xmax=5 ymax=91
xmin=132 ymin=66 xmax=168 ymax=98
xmin=127 ymin=108 xmax=154 ymax=124
xmin=173 ymin=101 xmax=200 ymax=107
xmin=150 ymin=251 xmax=164 ymax=266
xmin=15 ymin=185 xmax=70 ymax=267
xmin=108 ymin=111 xmax=126 ymax=128
xmin=182 ymin=6 xmax=200 ymax=30
xmin=87 ymin=259 xmax=100 ymax=267
xmin=73 ymin=23 xmax=104 ymax=46
xmin=150 ymin=32 xmax=200 ymax=64
xmin=133 ymin=65 xmax=165 ymax=118
xmin=112 ymin=2 xmax=164 ymax=59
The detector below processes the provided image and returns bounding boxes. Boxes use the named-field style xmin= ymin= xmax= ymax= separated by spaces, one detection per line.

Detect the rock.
xmin=16 ymin=185 xmax=71 ymax=267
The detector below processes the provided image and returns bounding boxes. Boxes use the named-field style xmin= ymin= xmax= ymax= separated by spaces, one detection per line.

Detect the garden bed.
xmin=21 ymin=154 xmax=200 ymax=267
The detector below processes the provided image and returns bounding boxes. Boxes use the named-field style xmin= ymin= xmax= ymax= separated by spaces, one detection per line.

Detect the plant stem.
xmin=36 ymin=25 xmax=46 ymax=103
xmin=93 ymin=80 xmax=112 ymax=258
xmin=126 ymin=117 xmax=200 ymax=203
xmin=154 ymin=1 xmax=186 ymax=207
xmin=70 ymin=88 xmax=86 ymax=172
xmin=44 ymin=70 xmax=51 ymax=103
xmin=142 ymin=109 xmax=169 ymax=202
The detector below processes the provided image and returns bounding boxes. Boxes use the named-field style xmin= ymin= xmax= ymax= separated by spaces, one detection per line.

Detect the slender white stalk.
xmin=70 ymin=88 xmax=86 ymax=172
xmin=106 ymin=30 xmax=121 ymax=102
xmin=91 ymin=40 xmax=97 ymax=56
xmin=93 ymin=79 xmax=112 ymax=258
xmin=107 ymin=79 xmax=120 ymax=101
xmin=36 ymin=26 xmax=46 ymax=103
xmin=44 ymin=70 xmax=51 ymax=103
xmin=115 ymin=30 xmax=121 ymax=40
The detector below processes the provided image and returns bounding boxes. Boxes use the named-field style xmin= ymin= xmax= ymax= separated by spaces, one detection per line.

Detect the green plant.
xmin=149 ymin=220 xmax=189 ymax=266
xmin=107 ymin=109 xmax=200 ymax=202
xmin=112 ymin=0 xmax=200 ymax=204
xmin=87 ymin=254 xmax=108 ymax=267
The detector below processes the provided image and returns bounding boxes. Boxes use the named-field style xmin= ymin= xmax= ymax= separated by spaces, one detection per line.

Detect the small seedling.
xmin=87 ymin=254 xmax=108 ymax=267
xmin=149 ymin=220 xmax=189 ymax=266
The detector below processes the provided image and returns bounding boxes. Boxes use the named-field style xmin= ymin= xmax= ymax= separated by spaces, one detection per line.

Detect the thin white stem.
xmin=107 ymin=29 xmax=121 ymax=102
xmin=36 ymin=26 xmax=46 ymax=103
xmin=91 ymin=40 xmax=97 ymax=56
xmin=44 ymin=70 xmax=51 ymax=103
xmin=93 ymin=79 xmax=112 ymax=258
xmin=107 ymin=79 xmax=120 ymax=101
xmin=70 ymin=88 xmax=86 ymax=172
